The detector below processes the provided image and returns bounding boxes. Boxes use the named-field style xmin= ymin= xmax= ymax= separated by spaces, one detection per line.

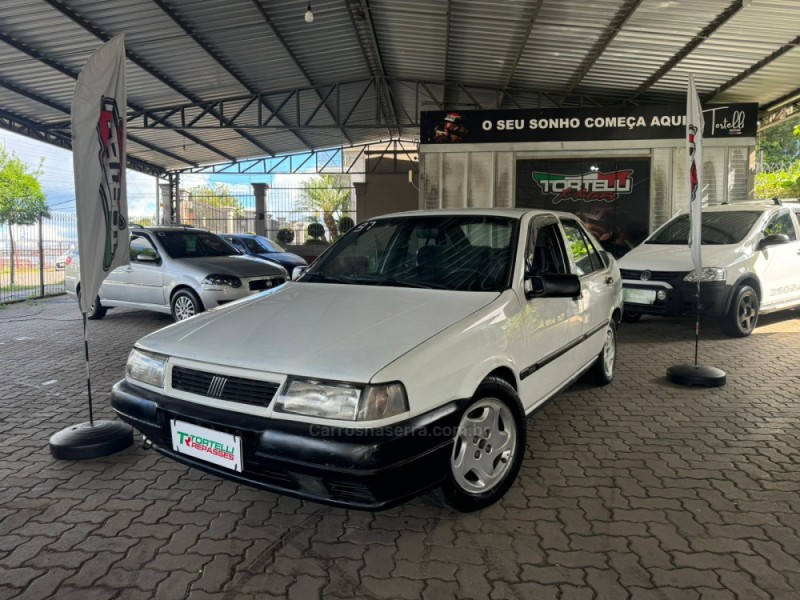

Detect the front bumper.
xmin=623 ymin=280 xmax=731 ymax=318
xmin=198 ymin=276 xmax=286 ymax=308
xmin=111 ymin=380 xmax=463 ymax=510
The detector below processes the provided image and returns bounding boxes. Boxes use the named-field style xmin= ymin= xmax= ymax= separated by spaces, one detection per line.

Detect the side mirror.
xmin=292 ymin=266 xmax=307 ymax=280
xmin=136 ymin=253 xmax=159 ymax=263
xmin=525 ymin=273 xmax=581 ymax=299
xmin=758 ymin=233 xmax=790 ymax=250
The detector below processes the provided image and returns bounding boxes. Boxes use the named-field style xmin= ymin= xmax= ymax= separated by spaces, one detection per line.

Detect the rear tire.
xmin=87 ymin=296 xmax=107 ymax=320
xmin=721 ymin=285 xmax=759 ymax=337
xmin=439 ymin=377 xmax=526 ymax=512
xmin=171 ymin=289 xmax=204 ymax=322
xmin=589 ymin=321 xmax=616 ymax=385
xmin=78 ymin=287 xmax=106 ymax=320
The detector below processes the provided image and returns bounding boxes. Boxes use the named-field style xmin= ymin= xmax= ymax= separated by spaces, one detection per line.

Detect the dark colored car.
xmin=222 ymin=234 xmax=308 ymax=273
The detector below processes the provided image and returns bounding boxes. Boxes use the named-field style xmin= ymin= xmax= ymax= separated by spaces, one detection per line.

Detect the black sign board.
xmin=421 ymin=103 xmax=757 ymax=144
xmin=516 ymin=158 xmax=652 ymax=258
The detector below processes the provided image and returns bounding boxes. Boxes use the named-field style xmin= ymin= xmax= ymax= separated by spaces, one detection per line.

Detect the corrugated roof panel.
xmin=370 ymin=0 xmax=448 ymax=81
xmin=513 ymin=0 xmax=632 ymax=94
xmin=579 ymin=0 xmax=734 ymax=95
xmin=715 ymin=48 xmax=800 ymax=106
xmin=66 ymin=0 xmax=247 ymax=101
xmin=447 ymin=0 xmax=539 ymax=87
xmin=263 ymin=0 xmax=370 ymax=86
xmin=0 ymin=88 xmax=66 ymax=123
xmin=161 ymin=0 xmax=310 ymax=92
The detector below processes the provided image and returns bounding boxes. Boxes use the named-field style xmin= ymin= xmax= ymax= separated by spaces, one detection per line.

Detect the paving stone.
xmin=2 ymin=299 xmax=800 ymax=599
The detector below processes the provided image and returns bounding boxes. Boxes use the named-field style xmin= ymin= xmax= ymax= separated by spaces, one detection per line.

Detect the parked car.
xmin=618 ymin=201 xmax=800 ymax=336
xmin=55 ymin=245 xmax=76 ymax=270
xmin=221 ymin=233 xmax=308 ymax=274
xmin=66 ymin=226 xmax=288 ymax=322
xmin=111 ymin=209 xmax=622 ymax=511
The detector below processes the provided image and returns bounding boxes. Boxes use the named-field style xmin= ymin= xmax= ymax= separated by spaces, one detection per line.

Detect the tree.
xmin=0 ymin=147 xmax=48 ymax=285
xmin=300 ymin=175 xmax=351 ymax=240
xmin=756 ymin=117 xmax=800 ymax=165
xmin=186 ymin=183 xmax=242 ymax=223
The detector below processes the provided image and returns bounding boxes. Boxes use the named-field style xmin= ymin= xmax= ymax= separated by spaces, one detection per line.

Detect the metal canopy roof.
xmin=1 ymin=0 xmax=799 ymax=176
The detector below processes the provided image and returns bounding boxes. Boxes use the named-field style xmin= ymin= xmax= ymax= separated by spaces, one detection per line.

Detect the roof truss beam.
xmin=41 ymin=0 xmax=261 ymax=160
xmin=0 ymin=28 xmax=233 ymax=163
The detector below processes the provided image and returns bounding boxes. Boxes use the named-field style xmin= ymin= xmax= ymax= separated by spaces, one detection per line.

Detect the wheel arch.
xmin=725 ymin=273 xmax=761 ymax=314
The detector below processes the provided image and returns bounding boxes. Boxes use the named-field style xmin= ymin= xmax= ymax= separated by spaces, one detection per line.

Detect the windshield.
xmin=242 ymin=236 xmax=284 ymax=254
xmin=156 ymin=231 xmax=237 ymax=258
xmin=646 ymin=211 xmax=761 ymax=245
xmin=302 ymin=215 xmax=518 ymax=292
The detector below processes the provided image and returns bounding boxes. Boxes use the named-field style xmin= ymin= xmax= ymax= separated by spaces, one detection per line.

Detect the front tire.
xmin=589 ymin=321 xmax=617 ymax=385
xmin=171 ymin=289 xmax=204 ymax=322
xmin=721 ymin=285 xmax=759 ymax=337
xmin=621 ymin=311 xmax=642 ymax=323
xmin=439 ymin=377 xmax=526 ymax=512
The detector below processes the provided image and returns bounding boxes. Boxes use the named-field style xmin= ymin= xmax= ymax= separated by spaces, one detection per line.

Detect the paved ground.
xmin=1 ymin=296 xmax=799 ymax=600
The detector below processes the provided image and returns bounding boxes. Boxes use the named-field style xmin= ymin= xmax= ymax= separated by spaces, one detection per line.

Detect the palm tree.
xmin=301 ymin=175 xmax=351 ymax=240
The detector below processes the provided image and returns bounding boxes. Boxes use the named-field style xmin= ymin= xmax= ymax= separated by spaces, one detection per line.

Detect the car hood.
xmin=178 ymin=255 xmax=286 ymax=277
xmin=137 ymin=282 xmax=498 ymax=382
xmin=618 ymin=243 xmax=741 ymax=272
xmin=253 ymin=252 xmax=307 ymax=268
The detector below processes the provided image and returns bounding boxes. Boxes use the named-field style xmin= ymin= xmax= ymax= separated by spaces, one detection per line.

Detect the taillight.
xmin=65 ymin=257 xmax=72 ymax=266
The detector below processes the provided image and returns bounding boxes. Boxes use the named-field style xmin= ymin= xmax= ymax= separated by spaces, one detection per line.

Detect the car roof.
xmin=131 ymin=225 xmax=209 ymax=233
xmin=375 ymin=207 xmax=580 ymax=220
xmin=223 ymin=233 xmax=257 ymax=238
xmin=700 ymin=201 xmax=793 ymax=213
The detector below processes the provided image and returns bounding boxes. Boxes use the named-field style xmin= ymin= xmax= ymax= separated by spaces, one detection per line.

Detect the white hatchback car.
xmin=618 ymin=201 xmax=800 ymax=336
xmin=111 ymin=209 xmax=622 ymax=511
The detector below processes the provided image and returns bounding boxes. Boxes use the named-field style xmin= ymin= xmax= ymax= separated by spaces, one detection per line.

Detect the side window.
xmin=130 ymin=235 xmax=159 ymax=262
xmin=526 ymin=218 xmax=569 ymax=276
xmin=228 ymin=238 xmax=245 ymax=251
xmin=561 ymin=220 xmax=603 ymax=276
xmin=764 ymin=210 xmax=797 ymax=241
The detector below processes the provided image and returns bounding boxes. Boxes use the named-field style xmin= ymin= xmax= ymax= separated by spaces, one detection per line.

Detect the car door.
xmin=123 ymin=233 xmax=166 ymax=306
xmin=518 ymin=215 xmax=584 ymax=408
xmin=758 ymin=209 xmax=800 ymax=307
xmin=560 ymin=218 xmax=615 ymax=365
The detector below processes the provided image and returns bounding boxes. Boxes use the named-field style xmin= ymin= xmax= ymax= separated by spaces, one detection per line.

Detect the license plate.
xmin=623 ymin=287 xmax=657 ymax=305
xmin=170 ymin=420 xmax=242 ymax=472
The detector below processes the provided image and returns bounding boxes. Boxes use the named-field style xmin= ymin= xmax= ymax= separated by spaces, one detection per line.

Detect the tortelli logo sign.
xmin=177 ymin=430 xmax=236 ymax=461
xmin=532 ymin=170 xmax=634 ymax=204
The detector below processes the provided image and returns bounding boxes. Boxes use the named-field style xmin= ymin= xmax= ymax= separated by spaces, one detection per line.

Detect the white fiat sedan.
xmin=112 ymin=209 xmax=622 ymax=511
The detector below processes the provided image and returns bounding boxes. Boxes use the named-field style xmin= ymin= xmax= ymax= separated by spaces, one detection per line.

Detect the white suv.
xmin=111 ymin=209 xmax=622 ymax=511
xmin=618 ymin=201 xmax=800 ymax=336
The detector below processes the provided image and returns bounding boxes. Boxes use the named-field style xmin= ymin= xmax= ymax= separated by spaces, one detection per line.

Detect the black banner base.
xmin=49 ymin=420 xmax=134 ymax=460
xmin=666 ymin=364 xmax=727 ymax=388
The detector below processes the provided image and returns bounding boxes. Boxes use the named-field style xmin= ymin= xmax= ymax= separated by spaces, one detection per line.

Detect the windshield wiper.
xmin=350 ymin=275 xmax=447 ymax=290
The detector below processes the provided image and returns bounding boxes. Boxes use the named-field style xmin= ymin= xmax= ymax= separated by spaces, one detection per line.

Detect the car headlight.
xmin=275 ymin=378 xmax=408 ymax=421
xmin=684 ymin=268 xmax=726 ymax=283
xmin=126 ymin=348 xmax=167 ymax=388
xmin=202 ymin=274 xmax=242 ymax=288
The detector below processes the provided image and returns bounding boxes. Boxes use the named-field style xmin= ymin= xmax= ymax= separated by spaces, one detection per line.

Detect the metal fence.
xmin=0 ymin=212 xmax=77 ymax=304
xmin=0 ymin=211 xmax=154 ymax=305
xmin=177 ymin=186 xmax=356 ymax=244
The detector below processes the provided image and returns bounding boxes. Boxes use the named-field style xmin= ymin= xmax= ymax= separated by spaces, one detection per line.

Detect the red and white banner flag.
xmin=72 ymin=34 xmax=129 ymax=314
xmin=687 ymin=74 xmax=704 ymax=277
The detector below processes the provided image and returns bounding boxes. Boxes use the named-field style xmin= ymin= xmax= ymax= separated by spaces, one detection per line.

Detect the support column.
xmin=158 ymin=184 xmax=171 ymax=224
xmin=252 ymin=183 xmax=269 ymax=237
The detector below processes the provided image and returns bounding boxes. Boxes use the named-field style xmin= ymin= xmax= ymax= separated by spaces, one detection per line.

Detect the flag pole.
xmin=666 ymin=73 xmax=725 ymax=388
xmin=49 ymin=34 xmax=133 ymax=459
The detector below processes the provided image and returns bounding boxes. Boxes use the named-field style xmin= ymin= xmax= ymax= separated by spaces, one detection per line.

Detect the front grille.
xmin=172 ymin=366 xmax=279 ymax=407
xmin=249 ymin=277 xmax=285 ymax=291
xmin=620 ymin=269 xmax=688 ymax=282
